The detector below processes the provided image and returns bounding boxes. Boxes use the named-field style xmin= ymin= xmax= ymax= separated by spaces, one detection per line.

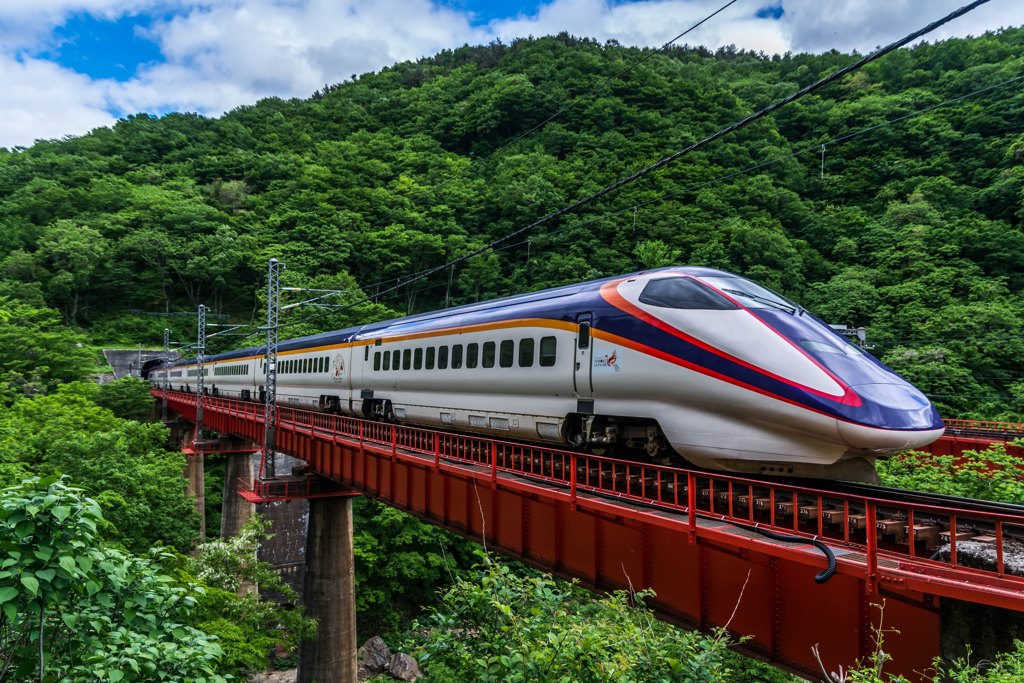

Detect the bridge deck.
xmin=159 ymin=390 xmax=1024 ymax=680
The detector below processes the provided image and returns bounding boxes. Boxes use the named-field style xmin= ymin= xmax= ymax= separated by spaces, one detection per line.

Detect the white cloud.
xmin=489 ymin=0 xmax=789 ymax=55
xmin=108 ymin=0 xmax=487 ymax=114
xmin=0 ymin=0 xmax=1021 ymax=148
xmin=0 ymin=54 xmax=115 ymax=149
xmin=0 ymin=0 xmax=158 ymax=51
xmin=781 ymin=0 xmax=1024 ymax=53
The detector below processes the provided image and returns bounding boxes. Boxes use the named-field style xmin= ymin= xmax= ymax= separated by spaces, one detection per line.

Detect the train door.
xmin=574 ymin=313 xmax=593 ymax=398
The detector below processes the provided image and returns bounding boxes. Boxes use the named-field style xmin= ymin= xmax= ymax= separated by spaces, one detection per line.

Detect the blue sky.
xmin=0 ymin=0 xmax=1019 ymax=149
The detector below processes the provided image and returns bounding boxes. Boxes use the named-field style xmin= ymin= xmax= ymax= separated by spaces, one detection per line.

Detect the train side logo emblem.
xmin=332 ymin=354 xmax=345 ymax=382
xmin=593 ymin=349 xmax=620 ymax=372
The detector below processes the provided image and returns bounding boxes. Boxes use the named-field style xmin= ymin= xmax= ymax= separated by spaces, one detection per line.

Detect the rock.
xmin=248 ymin=669 xmax=296 ymax=683
xmin=933 ymin=539 xmax=1024 ymax=576
xmin=357 ymin=636 xmax=392 ymax=680
xmin=385 ymin=653 xmax=422 ymax=682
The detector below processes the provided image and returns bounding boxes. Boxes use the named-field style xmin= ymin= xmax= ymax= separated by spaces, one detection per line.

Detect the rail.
xmin=164 ymin=391 xmax=1024 ymax=603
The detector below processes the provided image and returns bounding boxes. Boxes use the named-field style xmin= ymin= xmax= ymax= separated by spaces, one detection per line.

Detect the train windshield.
xmin=699 ymin=276 xmax=799 ymax=314
xmin=638 ymin=277 xmax=738 ymax=310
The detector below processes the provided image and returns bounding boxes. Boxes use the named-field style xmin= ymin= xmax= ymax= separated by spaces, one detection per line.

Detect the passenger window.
xmin=374 ymin=352 xmax=381 ymax=371
xmin=578 ymin=323 xmax=590 ymax=350
xmin=438 ymin=346 xmax=449 ymax=370
xmin=519 ymin=338 xmax=535 ymax=367
xmin=482 ymin=341 xmax=495 ymax=368
xmin=452 ymin=344 xmax=463 ymax=369
xmin=540 ymin=336 xmax=557 ymax=367
xmin=383 ymin=351 xmax=391 ymax=371
xmin=414 ymin=348 xmax=423 ymax=370
xmin=426 ymin=347 xmax=435 ymax=370
xmin=638 ymin=276 xmax=738 ymax=310
xmin=466 ymin=343 xmax=479 ymax=369
xmin=403 ymin=349 xmax=411 ymax=370
xmin=500 ymin=340 xmax=514 ymax=367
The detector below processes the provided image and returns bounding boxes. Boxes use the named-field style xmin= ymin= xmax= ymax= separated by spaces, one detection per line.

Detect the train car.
xmin=153 ymin=267 xmax=944 ymax=481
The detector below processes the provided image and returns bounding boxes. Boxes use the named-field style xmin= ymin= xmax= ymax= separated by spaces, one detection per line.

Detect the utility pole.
xmin=195 ymin=305 xmax=206 ymax=450
xmin=263 ymin=259 xmax=282 ymax=479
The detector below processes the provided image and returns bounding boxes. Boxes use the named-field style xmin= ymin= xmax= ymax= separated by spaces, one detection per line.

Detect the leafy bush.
xmin=0 ymin=475 xmax=228 ymax=681
xmin=94 ymin=376 xmax=156 ymax=422
xmin=877 ymin=445 xmax=1024 ymax=504
xmin=407 ymin=553 xmax=794 ymax=683
xmin=186 ymin=516 xmax=316 ymax=676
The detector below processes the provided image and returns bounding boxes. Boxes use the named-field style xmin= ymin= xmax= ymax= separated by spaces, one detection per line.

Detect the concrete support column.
xmin=220 ymin=451 xmax=258 ymax=538
xmin=298 ymin=496 xmax=358 ymax=683
xmin=185 ymin=454 xmax=206 ymax=539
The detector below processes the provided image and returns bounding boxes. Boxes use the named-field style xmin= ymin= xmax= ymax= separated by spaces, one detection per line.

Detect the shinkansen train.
xmin=148 ymin=267 xmax=944 ymax=481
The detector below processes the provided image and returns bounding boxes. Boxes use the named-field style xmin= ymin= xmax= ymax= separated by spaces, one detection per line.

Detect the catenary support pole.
xmin=195 ymin=304 xmax=206 ymax=450
xmin=264 ymin=259 xmax=282 ymax=479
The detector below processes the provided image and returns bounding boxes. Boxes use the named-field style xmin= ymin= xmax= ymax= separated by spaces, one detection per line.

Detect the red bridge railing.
xmin=944 ymin=418 xmax=1024 ymax=439
xmin=162 ymin=391 xmax=1024 ymax=607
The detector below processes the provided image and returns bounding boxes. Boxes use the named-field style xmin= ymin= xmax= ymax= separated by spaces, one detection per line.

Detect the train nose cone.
xmin=837 ymin=383 xmax=945 ymax=450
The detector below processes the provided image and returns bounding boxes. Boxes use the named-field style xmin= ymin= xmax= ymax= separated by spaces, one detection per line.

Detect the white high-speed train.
xmin=149 ymin=267 xmax=944 ymax=481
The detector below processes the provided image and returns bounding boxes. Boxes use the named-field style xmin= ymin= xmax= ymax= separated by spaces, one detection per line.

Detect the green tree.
xmin=0 ymin=299 xmax=94 ymax=404
xmin=0 ymin=475 xmax=228 ymax=682
xmin=408 ymin=553 xmax=793 ymax=683
xmin=94 ymin=377 xmax=155 ymax=422
xmin=186 ymin=515 xmax=315 ymax=676
xmin=0 ymin=385 xmax=198 ymax=553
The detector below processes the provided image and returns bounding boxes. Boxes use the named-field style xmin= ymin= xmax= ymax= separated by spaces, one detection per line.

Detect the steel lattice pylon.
xmin=194 ymin=305 xmax=206 ymax=449
xmin=263 ymin=258 xmax=282 ymax=478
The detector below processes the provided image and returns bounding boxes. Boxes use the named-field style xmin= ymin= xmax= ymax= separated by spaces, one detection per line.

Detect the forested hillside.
xmin=1 ymin=30 xmax=1022 ymax=418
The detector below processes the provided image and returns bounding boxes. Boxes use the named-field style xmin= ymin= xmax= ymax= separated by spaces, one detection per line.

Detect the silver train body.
xmin=149 ymin=268 xmax=944 ymax=481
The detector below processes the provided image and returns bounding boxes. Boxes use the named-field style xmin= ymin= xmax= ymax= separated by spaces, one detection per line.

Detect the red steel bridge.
xmin=160 ymin=390 xmax=1024 ymax=680
xmin=926 ymin=419 xmax=1024 ymax=458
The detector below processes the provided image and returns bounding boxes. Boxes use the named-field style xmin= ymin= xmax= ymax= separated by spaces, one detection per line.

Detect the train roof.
xmin=168 ymin=266 xmax=734 ymax=366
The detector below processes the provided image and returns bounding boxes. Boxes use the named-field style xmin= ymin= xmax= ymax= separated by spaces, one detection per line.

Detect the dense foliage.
xmin=184 ymin=515 xmax=316 ymax=675
xmin=878 ymin=444 xmax=1024 ymax=504
xmin=0 ymin=380 xmax=198 ymax=553
xmin=0 ymin=31 xmax=1022 ymax=417
xmin=0 ymin=476 xmax=228 ymax=682
xmin=352 ymin=497 xmax=476 ymax=641
xmin=405 ymin=553 xmax=793 ymax=683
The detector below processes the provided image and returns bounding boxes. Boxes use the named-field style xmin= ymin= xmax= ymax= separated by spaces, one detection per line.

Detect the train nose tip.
xmin=838 ymin=383 xmax=945 ymax=449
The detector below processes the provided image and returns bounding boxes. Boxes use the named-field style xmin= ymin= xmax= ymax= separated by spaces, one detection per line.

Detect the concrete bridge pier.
xmin=221 ymin=451 xmax=258 ymax=538
xmin=297 ymin=496 xmax=358 ymax=683
xmin=185 ymin=452 xmax=206 ymax=539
